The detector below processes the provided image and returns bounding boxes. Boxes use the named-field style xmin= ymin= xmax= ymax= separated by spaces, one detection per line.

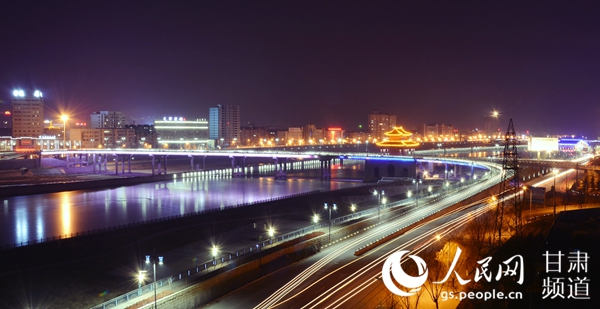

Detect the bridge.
xmin=34 ymin=147 xmax=501 ymax=184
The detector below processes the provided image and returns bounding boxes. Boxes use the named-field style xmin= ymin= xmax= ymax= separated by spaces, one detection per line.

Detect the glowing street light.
xmin=145 ymin=254 xmax=164 ymax=309
xmin=61 ymin=115 xmax=69 ymax=149
xmin=412 ymin=178 xmax=422 ymax=206
xmin=268 ymin=226 xmax=275 ymax=244
xmin=351 ymin=204 xmax=356 ymax=212
xmin=211 ymin=245 xmax=219 ymax=269
xmin=137 ymin=270 xmax=147 ymax=296
xmin=324 ymin=203 xmax=337 ymax=243
xmin=373 ymin=190 xmax=385 ymax=221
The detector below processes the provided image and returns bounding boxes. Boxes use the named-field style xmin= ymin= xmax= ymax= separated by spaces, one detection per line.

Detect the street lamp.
xmin=412 ymin=178 xmax=422 ymax=206
xmin=60 ymin=115 xmax=69 ymax=149
xmin=268 ymin=226 xmax=275 ymax=245
xmin=145 ymin=254 xmax=163 ymax=309
xmin=351 ymin=204 xmax=356 ymax=212
xmin=211 ymin=246 xmax=219 ymax=268
xmin=373 ymin=190 xmax=385 ymax=221
xmin=324 ymin=203 xmax=337 ymax=243
xmin=137 ymin=270 xmax=146 ymax=296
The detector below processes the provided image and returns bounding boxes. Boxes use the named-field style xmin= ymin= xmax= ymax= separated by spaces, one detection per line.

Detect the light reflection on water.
xmin=1 ymin=168 xmax=364 ymax=246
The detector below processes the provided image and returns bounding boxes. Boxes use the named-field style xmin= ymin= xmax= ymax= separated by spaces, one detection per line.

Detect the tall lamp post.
xmin=412 ymin=178 xmax=422 ymax=206
xmin=60 ymin=115 xmax=69 ymax=149
xmin=373 ymin=190 xmax=385 ymax=221
xmin=145 ymin=254 xmax=164 ymax=309
xmin=324 ymin=203 xmax=337 ymax=243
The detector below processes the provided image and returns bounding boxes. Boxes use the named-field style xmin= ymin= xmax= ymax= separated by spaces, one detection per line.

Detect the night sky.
xmin=1 ymin=1 xmax=599 ymax=136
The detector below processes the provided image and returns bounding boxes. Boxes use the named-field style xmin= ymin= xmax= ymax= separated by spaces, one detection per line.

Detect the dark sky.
xmin=1 ymin=1 xmax=599 ymax=136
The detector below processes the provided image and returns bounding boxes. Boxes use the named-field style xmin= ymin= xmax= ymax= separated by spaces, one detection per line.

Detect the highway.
xmin=202 ymin=162 xmax=502 ymax=309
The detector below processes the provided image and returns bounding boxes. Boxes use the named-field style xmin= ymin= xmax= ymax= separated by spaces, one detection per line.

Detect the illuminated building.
xmin=11 ymin=88 xmax=44 ymax=138
xmin=90 ymin=111 xmax=126 ymax=129
xmin=422 ymin=123 xmax=454 ymax=141
xmin=240 ymin=124 xmax=270 ymax=146
xmin=287 ymin=127 xmax=303 ymax=142
xmin=69 ymin=128 xmax=103 ymax=148
xmin=376 ymin=127 xmax=419 ymax=154
xmin=368 ymin=111 xmax=396 ymax=140
xmin=303 ymin=124 xmax=324 ymax=142
xmin=327 ymin=128 xmax=344 ymax=142
xmin=154 ymin=117 xmax=212 ymax=149
xmin=126 ymin=124 xmax=157 ymax=148
xmin=209 ymin=105 xmax=240 ymax=148
xmin=67 ymin=128 xmax=136 ymax=149
xmin=558 ymin=139 xmax=589 ymax=158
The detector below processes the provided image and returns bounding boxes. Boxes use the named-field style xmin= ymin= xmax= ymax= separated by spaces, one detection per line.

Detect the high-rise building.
xmin=210 ymin=105 xmax=240 ymax=147
xmin=11 ymin=88 xmax=44 ymax=138
xmin=90 ymin=111 xmax=126 ymax=129
xmin=209 ymin=107 xmax=219 ymax=140
xmin=368 ymin=111 xmax=396 ymax=140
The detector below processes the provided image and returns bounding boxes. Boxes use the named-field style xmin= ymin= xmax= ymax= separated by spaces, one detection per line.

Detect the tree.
xmin=465 ymin=211 xmax=495 ymax=258
xmin=423 ymin=241 xmax=463 ymax=309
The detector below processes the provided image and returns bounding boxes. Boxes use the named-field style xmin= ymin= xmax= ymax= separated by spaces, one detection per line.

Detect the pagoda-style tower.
xmin=376 ymin=127 xmax=419 ymax=155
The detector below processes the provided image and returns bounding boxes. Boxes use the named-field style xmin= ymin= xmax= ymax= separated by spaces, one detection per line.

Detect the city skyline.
xmin=1 ymin=1 xmax=599 ymax=136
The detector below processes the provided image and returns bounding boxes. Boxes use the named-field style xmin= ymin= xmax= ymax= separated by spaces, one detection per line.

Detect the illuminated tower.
xmin=11 ymin=88 xmax=44 ymax=138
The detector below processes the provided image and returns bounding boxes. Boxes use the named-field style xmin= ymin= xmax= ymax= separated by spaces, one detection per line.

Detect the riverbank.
xmin=0 ymin=183 xmax=390 ymax=309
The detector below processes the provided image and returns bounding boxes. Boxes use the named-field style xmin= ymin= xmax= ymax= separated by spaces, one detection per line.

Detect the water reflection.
xmin=60 ymin=192 xmax=72 ymax=237
xmin=0 ymin=173 xmax=364 ymax=246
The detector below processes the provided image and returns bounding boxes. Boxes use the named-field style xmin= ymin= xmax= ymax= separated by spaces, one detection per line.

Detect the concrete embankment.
xmin=0 ymin=172 xmax=173 ymax=198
